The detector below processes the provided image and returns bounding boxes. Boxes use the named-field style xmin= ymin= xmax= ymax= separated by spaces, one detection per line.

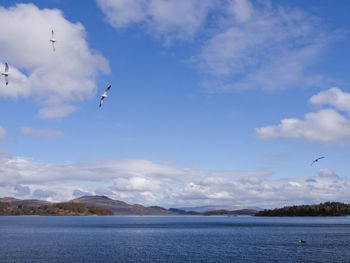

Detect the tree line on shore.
xmin=0 ymin=201 xmax=114 ymax=216
xmin=255 ymin=202 xmax=350 ymax=216
xmin=2 ymin=197 xmax=350 ymax=217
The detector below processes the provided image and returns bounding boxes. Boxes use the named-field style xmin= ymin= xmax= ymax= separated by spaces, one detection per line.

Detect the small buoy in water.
xmin=299 ymin=239 xmax=306 ymax=243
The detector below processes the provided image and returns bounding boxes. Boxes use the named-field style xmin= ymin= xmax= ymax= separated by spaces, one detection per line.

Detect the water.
xmin=1 ymin=216 xmax=350 ymax=262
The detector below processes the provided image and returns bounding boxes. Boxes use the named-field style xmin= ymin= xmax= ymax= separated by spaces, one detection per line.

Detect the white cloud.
xmin=256 ymin=109 xmax=350 ymax=144
xmin=318 ymin=168 xmax=338 ymax=178
xmin=310 ymin=87 xmax=350 ymax=114
xmin=194 ymin=1 xmax=334 ymax=91
xmin=0 ymin=150 xmax=349 ymax=208
xmin=256 ymin=88 xmax=350 ymax=144
xmin=97 ymin=0 xmax=148 ymax=28
xmin=113 ymin=176 xmax=161 ymax=191
xmin=96 ymin=0 xmax=216 ymax=43
xmin=228 ymin=0 xmax=253 ymax=23
xmin=20 ymin=127 xmax=63 ymax=138
xmin=0 ymin=4 xmax=109 ymax=118
xmin=96 ymin=0 xmax=337 ymax=91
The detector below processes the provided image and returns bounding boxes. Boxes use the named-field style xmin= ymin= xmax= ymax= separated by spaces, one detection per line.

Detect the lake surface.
xmin=1 ymin=216 xmax=350 ymax=262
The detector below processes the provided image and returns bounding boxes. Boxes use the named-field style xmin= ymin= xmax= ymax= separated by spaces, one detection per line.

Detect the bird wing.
xmin=5 ymin=75 xmax=8 ymax=85
xmin=99 ymin=96 xmax=104 ymax=107
xmin=52 ymin=30 xmax=54 ymax=38
xmin=51 ymin=42 xmax=55 ymax=52
xmin=5 ymin=62 xmax=8 ymax=73
xmin=311 ymin=157 xmax=325 ymax=165
xmin=105 ymin=85 xmax=111 ymax=92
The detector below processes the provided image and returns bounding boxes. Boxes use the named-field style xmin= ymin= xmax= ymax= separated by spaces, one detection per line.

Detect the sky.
xmin=1 ymin=0 xmax=350 ymax=208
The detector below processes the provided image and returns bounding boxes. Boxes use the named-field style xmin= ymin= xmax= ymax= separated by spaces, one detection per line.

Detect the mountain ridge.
xmin=0 ymin=195 xmax=259 ymax=215
xmin=179 ymin=205 xmax=262 ymax=213
xmin=70 ymin=195 xmax=175 ymax=215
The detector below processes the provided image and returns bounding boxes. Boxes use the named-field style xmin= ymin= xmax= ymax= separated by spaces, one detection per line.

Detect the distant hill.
xmin=0 ymin=201 xmax=113 ymax=216
xmin=203 ymin=209 xmax=258 ymax=216
xmin=168 ymin=208 xmax=201 ymax=215
xmin=0 ymin=195 xmax=260 ymax=216
xmin=70 ymin=195 xmax=176 ymax=215
xmin=179 ymin=205 xmax=262 ymax=213
xmin=255 ymin=202 xmax=350 ymax=216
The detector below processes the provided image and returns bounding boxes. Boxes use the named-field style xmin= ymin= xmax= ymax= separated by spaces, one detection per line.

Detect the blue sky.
xmin=0 ymin=0 xmax=350 ymax=208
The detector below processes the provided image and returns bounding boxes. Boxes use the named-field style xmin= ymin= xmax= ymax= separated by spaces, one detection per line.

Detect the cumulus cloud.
xmin=0 ymin=4 xmax=109 ymax=118
xmin=195 ymin=0 xmax=333 ymax=91
xmin=256 ymin=109 xmax=350 ymax=144
xmin=256 ymin=88 xmax=350 ymax=144
xmin=113 ymin=176 xmax=161 ymax=192
xmin=96 ymin=0 xmax=216 ymax=43
xmin=20 ymin=126 xmax=63 ymax=138
xmin=0 ymin=150 xmax=348 ymax=208
xmin=310 ymin=87 xmax=350 ymax=114
xmin=318 ymin=168 xmax=338 ymax=178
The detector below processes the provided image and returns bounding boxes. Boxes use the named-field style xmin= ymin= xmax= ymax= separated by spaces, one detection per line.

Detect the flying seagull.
xmin=50 ymin=30 xmax=56 ymax=52
xmin=311 ymin=157 xmax=325 ymax=165
xmin=99 ymin=85 xmax=111 ymax=108
xmin=1 ymin=62 xmax=8 ymax=85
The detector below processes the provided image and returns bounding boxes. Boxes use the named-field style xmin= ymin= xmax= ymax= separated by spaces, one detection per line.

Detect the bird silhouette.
xmin=99 ymin=85 xmax=111 ymax=107
xmin=50 ymin=30 xmax=56 ymax=52
xmin=311 ymin=157 xmax=325 ymax=165
xmin=1 ymin=62 xmax=8 ymax=85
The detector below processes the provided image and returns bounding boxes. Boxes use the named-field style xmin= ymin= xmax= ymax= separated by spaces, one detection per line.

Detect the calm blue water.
xmin=1 ymin=216 xmax=350 ymax=262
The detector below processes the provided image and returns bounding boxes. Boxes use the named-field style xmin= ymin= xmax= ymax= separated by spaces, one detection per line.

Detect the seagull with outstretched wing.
xmin=311 ymin=156 xmax=325 ymax=165
xmin=99 ymin=85 xmax=111 ymax=108
xmin=50 ymin=30 xmax=56 ymax=52
xmin=1 ymin=62 xmax=8 ymax=85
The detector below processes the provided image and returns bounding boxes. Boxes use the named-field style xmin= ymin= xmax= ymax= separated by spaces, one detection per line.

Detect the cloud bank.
xmin=0 ymin=150 xmax=348 ymax=208
xmin=0 ymin=4 xmax=109 ymax=118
